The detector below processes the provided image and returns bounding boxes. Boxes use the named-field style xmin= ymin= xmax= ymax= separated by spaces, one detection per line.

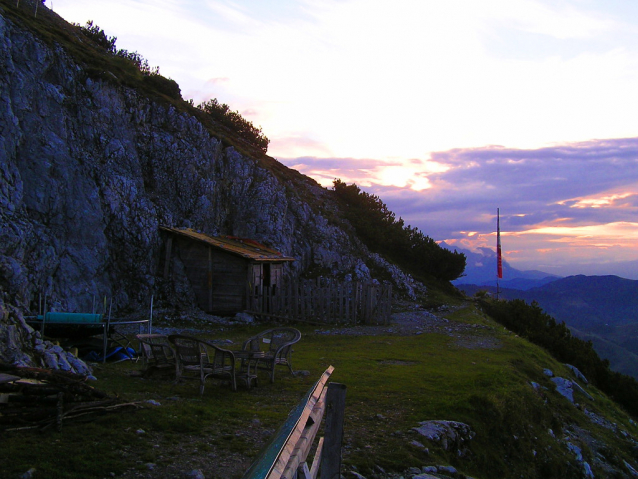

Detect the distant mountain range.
xmin=443 ymin=241 xmax=638 ymax=378
xmin=442 ymin=242 xmax=562 ymax=289
xmin=456 ymin=274 xmax=638 ymax=379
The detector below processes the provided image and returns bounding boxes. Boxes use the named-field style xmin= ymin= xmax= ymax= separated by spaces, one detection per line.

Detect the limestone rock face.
xmin=0 ymin=10 xmax=413 ymax=315
xmin=0 ymin=8 xmax=423 ymax=365
xmin=0 ymin=300 xmax=34 ymax=367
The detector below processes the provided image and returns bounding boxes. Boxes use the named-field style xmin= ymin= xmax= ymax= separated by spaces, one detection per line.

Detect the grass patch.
xmin=2 ymin=312 xmax=638 ymax=478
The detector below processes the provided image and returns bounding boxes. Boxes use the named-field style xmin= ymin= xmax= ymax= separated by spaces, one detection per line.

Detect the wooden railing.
xmin=242 ymin=366 xmax=346 ymax=479
xmin=248 ymin=279 xmax=392 ymax=325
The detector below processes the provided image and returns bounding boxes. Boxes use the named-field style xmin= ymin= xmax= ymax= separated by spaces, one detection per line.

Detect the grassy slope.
xmin=2 ymin=302 xmax=638 ymax=479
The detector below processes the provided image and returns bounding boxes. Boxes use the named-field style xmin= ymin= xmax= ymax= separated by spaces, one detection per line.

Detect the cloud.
xmin=54 ymin=0 xmax=638 ymax=161
xmin=206 ymin=77 xmax=231 ymax=85
xmin=483 ymin=0 xmax=613 ymax=40
xmin=271 ymin=140 xmax=335 ymax=159
xmin=423 ymin=138 xmax=638 ymax=223
xmin=280 ymin=137 xmax=638 ymax=273
xmin=278 ymin=156 xmax=439 ymax=191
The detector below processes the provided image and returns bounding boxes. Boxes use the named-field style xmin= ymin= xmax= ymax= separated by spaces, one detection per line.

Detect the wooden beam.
xmin=297 ymin=462 xmax=311 ymax=479
xmin=280 ymin=388 xmax=327 ymax=478
xmin=320 ymin=383 xmax=346 ymax=479
xmin=309 ymin=437 xmax=324 ymax=479
xmin=269 ymin=369 xmax=332 ymax=479
xmin=208 ymin=246 xmax=213 ymax=312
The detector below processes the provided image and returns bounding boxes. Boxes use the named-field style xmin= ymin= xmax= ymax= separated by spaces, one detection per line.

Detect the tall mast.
xmin=496 ymin=208 xmax=503 ymax=299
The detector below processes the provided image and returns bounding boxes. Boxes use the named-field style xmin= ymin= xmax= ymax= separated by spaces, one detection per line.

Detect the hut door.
xmin=249 ymin=264 xmax=262 ymax=311
xmin=263 ymin=263 xmax=271 ymax=312
xmin=252 ymin=264 xmax=263 ymax=292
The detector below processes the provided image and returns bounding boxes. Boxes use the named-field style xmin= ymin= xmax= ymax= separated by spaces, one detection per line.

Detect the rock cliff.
xmin=0 ymin=3 xmax=419 ymax=317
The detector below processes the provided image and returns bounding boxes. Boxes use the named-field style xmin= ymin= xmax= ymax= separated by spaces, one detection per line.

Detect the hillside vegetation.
xmin=480 ymin=297 xmax=638 ymax=419
xmin=461 ymin=276 xmax=638 ymax=379
xmin=0 ymin=0 xmax=271 ymax=160
xmin=76 ymin=20 xmax=270 ymax=154
xmin=332 ymin=180 xmax=466 ymax=282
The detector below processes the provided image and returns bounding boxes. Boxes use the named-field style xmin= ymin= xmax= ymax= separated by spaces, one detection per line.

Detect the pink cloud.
xmin=206 ymin=77 xmax=231 ymax=85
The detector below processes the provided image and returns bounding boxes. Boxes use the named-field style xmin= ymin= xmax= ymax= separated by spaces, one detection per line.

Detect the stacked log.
xmin=0 ymin=365 xmax=140 ymax=432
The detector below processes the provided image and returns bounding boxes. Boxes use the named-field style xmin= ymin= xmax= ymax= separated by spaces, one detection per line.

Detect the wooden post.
xmin=320 ymin=383 xmax=346 ymax=479
xmin=208 ymin=247 xmax=213 ymax=312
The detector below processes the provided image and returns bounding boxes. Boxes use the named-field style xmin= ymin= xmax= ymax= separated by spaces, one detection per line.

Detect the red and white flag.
xmin=497 ymin=208 xmax=503 ymax=279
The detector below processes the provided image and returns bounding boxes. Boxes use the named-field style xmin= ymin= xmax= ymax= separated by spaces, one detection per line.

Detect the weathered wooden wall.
xmin=172 ymin=238 xmax=248 ymax=313
xmin=247 ymin=278 xmax=392 ymax=325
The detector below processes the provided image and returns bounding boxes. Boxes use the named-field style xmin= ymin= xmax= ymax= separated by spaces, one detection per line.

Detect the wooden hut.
xmin=160 ymin=227 xmax=295 ymax=314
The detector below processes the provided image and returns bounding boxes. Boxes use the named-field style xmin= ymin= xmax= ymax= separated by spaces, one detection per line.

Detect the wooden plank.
xmin=208 ymin=246 xmax=213 ymax=311
xmin=344 ymin=284 xmax=350 ymax=323
xmin=0 ymin=373 xmax=20 ymax=384
xmin=249 ymin=279 xmax=392 ymax=325
xmin=309 ymin=437 xmax=324 ymax=479
xmin=297 ymin=462 xmax=311 ymax=479
xmin=338 ymin=284 xmax=344 ymax=324
xmin=280 ymin=389 xmax=328 ymax=478
xmin=320 ymin=383 xmax=347 ymax=479
xmin=242 ymin=366 xmax=334 ymax=479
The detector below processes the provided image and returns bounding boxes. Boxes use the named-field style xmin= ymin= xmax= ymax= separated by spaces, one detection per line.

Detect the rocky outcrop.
xmin=411 ymin=420 xmax=475 ymax=456
xmin=0 ymin=6 xmax=418 ymax=321
xmin=0 ymin=298 xmax=92 ymax=375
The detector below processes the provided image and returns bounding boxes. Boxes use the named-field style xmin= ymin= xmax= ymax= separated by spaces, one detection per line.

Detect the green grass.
xmin=2 ymin=306 xmax=638 ymax=478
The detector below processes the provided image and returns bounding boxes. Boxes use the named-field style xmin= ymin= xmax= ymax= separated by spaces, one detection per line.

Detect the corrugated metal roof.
xmin=160 ymin=227 xmax=295 ymax=262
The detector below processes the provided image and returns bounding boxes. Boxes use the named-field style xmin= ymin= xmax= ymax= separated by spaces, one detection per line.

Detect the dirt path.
xmin=315 ymin=301 xmax=502 ymax=350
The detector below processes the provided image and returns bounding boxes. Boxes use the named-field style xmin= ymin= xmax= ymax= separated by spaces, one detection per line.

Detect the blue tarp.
xmin=84 ymin=346 xmax=136 ymax=362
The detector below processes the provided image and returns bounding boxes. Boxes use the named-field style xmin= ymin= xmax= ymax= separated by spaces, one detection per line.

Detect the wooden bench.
xmin=242 ymin=366 xmax=346 ymax=479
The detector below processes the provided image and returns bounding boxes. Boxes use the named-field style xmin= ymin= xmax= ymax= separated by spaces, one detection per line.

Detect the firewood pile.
xmin=0 ymin=365 xmax=141 ymax=432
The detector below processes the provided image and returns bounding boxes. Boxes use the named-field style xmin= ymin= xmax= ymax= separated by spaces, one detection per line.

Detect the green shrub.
xmin=332 ymin=179 xmax=466 ymax=281
xmin=77 ymin=20 xmax=116 ymax=53
xmin=142 ymin=74 xmax=181 ymax=100
xmin=197 ymin=98 xmax=269 ymax=153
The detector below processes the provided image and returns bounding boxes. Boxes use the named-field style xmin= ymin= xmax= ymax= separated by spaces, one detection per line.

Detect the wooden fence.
xmin=242 ymin=366 xmax=345 ymax=479
xmin=247 ymin=279 xmax=392 ymax=325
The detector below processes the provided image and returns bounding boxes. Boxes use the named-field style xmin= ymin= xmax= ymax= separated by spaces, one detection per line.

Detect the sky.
xmin=49 ymin=0 xmax=638 ymax=278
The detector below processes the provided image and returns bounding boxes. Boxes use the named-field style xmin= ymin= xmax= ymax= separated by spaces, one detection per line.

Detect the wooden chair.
xmin=168 ymin=335 xmax=247 ymax=394
xmin=135 ymin=334 xmax=175 ymax=377
xmin=241 ymin=327 xmax=301 ymax=383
